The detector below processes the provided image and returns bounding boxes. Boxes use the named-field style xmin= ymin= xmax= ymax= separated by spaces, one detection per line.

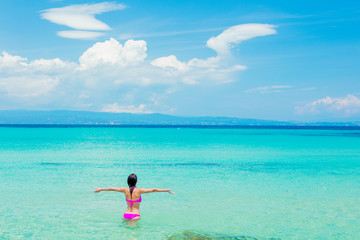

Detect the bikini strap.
xmin=126 ymin=196 xmax=141 ymax=208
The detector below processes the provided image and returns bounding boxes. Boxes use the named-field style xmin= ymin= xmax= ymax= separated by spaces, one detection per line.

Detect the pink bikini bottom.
xmin=123 ymin=213 xmax=140 ymax=219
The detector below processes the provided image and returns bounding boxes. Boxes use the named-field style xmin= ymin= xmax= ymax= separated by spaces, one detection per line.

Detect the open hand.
xmin=168 ymin=190 xmax=175 ymax=194
xmin=94 ymin=188 xmax=101 ymax=193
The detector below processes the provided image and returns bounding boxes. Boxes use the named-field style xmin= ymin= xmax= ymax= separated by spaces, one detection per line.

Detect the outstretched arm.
xmin=94 ymin=187 xmax=126 ymax=193
xmin=139 ymin=188 xmax=174 ymax=194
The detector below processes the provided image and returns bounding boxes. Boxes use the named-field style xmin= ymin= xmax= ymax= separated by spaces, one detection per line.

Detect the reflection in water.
xmin=122 ymin=218 xmax=141 ymax=228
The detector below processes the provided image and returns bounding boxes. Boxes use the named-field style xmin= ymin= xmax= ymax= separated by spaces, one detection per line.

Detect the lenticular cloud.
xmin=207 ymin=24 xmax=277 ymax=55
xmin=40 ymin=2 xmax=126 ymax=39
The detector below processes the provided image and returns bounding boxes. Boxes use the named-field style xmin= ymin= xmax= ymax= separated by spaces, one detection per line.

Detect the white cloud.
xmin=206 ymin=24 xmax=277 ymax=55
xmin=102 ymin=103 xmax=152 ymax=113
xmin=0 ymin=51 xmax=27 ymax=69
xmin=0 ymin=76 xmax=59 ymax=97
xmin=41 ymin=2 xmax=125 ymax=30
xmin=28 ymin=58 xmax=75 ymax=72
xmin=296 ymin=95 xmax=360 ymax=116
xmin=0 ymin=23 xmax=277 ymax=110
xmin=150 ymin=51 xmax=245 ymax=85
xmin=41 ymin=2 xmax=126 ymax=39
xmin=151 ymin=55 xmax=189 ymax=72
xmin=57 ymin=31 xmax=106 ymax=39
xmin=79 ymin=38 xmax=147 ymax=69
xmin=0 ymin=51 xmax=74 ymax=97
xmin=187 ymin=57 xmax=220 ymax=68
xmin=0 ymin=51 xmax=75 ymax=74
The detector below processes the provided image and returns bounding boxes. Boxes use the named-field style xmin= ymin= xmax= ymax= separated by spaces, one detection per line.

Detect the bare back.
xmin=124 ymin=188 xmax=141 ymax=215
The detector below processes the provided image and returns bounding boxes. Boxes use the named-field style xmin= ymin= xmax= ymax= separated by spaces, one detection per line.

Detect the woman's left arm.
xmin=94 ymin=187 xmax=126 ymax=193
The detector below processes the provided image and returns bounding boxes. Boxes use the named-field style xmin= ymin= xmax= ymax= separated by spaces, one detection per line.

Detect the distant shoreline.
xmin=0 ymin=124 xmax=359 ymax=130
xmin=1 ymin=110 xmax=359 ymax=127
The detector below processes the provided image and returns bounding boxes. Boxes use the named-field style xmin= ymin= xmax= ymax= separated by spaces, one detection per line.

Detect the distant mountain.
xmin=0 ymin=110 xmax=359 ymax=126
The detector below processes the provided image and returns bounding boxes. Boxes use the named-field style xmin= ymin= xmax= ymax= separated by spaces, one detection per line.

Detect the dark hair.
xmin=127 ymin=174 xmax=137 ymax=198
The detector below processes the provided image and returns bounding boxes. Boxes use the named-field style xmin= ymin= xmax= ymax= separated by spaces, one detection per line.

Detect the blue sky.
xmin=0 ymin=0 xmax=359 ymax=121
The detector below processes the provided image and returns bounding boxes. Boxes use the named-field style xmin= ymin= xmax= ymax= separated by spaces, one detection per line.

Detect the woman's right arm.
xmin=139 ymin=188 xmax=174 ymax=194
xmin=94 ymin=187 xmax=126 ymax=193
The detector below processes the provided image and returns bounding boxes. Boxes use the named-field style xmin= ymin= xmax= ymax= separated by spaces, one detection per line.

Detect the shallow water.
xmin=0 ymin=127 xmax=359 ymax=239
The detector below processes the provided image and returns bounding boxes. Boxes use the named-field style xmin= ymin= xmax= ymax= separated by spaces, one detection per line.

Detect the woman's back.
xmin=124 ymin=188 xmax=142 ymax=212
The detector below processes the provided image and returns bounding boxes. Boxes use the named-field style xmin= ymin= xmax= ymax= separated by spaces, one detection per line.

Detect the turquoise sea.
xmin=0 ymin=126 xmax=359 ymax=239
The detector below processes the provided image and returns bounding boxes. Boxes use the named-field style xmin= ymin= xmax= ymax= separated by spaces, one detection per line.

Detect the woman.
xmin=94 ymin=173 xmax=174 ymax=220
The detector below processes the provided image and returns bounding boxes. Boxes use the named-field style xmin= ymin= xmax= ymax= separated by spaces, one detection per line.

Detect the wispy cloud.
xmin=40 ymin=2 xmax=126 ymax=39
xmin=57 ymin=31 xmax=106 ymax=39
xmin=282 ymin=16 xmax=360 ymax=27
xmin=102 ymin=103 xmax=152 ymax=113
xmin=295 ymin=94 xmax=360 ymax=116
xmin=118 ymin=27 xmax=225 ymax=40
xmin=245 ymin=85 xmax=316 ymax=94
xmin=245 ymin=85 xmax=292 ymax=93
xmin=240 ymin=12 xmax=316 ymax=22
